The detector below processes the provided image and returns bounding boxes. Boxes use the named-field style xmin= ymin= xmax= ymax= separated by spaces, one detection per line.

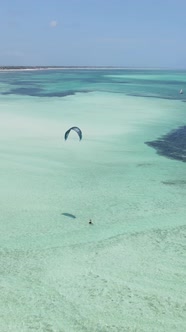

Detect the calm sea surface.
xmin=0 ymin=69 xmax=186 ymax=331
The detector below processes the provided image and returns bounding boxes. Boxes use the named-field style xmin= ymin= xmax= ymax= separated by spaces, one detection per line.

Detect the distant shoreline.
xmin=0 ymin=66 xmax=183 ymax=72
xmin=0 ymin=66 xmax=132 ymax=72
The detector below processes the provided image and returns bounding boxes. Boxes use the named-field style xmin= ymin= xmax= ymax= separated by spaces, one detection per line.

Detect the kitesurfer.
xmin=64 ymin=126 xmax=82 ymax=141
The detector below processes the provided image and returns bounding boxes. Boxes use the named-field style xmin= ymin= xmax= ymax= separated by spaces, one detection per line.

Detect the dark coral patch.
xmin=2 ymin=87 xmax=90 ymax=97
xmin=145 ymin=126 xmax=186 ymax=162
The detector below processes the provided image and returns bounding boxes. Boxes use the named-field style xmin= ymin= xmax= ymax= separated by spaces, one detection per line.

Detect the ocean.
xmin=0 ymin=69 xmax=186 ymax=331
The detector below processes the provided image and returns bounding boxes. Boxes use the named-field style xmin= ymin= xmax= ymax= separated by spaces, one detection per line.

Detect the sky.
xmin=0 ymin=0 xmax=186 ymax=68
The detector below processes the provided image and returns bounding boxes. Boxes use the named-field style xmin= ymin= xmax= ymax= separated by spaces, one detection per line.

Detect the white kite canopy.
xmin=64 ymin=126 xmax=82 ymax=141
xmin=180 ymin=89 xmax=183 ymax=94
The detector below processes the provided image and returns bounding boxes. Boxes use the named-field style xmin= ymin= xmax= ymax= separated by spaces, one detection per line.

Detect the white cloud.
xmin=50 ymin=20 xmax=58 ymax=28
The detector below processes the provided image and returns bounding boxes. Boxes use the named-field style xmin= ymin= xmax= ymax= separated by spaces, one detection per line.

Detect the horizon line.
xmin=0 ymin=65 xmax=186 ymax=71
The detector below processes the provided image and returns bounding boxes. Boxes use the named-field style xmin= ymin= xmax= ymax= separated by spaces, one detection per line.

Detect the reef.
xmin=145 ymin=126 xmax=186 ymax=162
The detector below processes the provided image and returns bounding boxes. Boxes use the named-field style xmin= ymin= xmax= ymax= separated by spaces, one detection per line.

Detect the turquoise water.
xmin=0 ymin=69 xmax=186 ymax=331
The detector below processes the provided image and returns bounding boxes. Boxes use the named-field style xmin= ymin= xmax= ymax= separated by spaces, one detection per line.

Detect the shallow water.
xmin=0 ymin=69 xmax=186 ymax=331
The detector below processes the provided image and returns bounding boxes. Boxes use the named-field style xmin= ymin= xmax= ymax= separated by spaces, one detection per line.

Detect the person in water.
xmin=89 ymin=219 xmax=93 ymax=225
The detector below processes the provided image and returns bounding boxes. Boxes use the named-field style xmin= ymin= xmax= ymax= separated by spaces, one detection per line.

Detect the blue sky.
xmin=0 ymin=0 xmax=185 ymax=68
